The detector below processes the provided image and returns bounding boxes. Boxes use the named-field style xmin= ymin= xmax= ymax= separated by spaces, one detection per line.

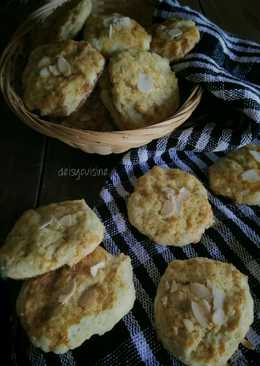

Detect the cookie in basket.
xmin=16 ymin=246 xmax=136 ymax=353
xmin=31 ymin=0 xmax=92 ymax=48
xmin=151 ymin=18 xmax=200 ymax=61
xmin=209 ymin=144 xmax=260 ymax=205
xmin=0 ymin=200 xmax=104 ymax=279
xmin=100 ymin=49 xmax=180 ymax=130
xmin=127 ymin=166 xmax=214 ymax=246
xmin=22 ymin=40 xmax=105 ymax=117
xmin=62 ymin=89 xmax=115 ymax=131
xmin=83 ymin=13 xmax=151 ymax=57
xmin=154 ymin=258 xmax=254 ymax=366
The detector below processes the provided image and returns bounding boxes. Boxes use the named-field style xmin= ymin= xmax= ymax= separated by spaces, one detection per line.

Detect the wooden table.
xmin=0 ymin=1 xmax=259 ymax=364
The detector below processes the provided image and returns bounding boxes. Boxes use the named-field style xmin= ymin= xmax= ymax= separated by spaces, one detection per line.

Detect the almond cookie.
xmin=100 ymin=49 xmax=180 ymax=130
xmin=209 ymin=144 xmax=260 ymax=205
xmin=154 ymin=258 xmax=254 ymax=366
xmin=127 ymin=166 xmax=214 ymax=246
xmin=0 ymin=200 xmax=104 ymax=279
xmin=23 ymin=40 xmax=105 ymax=117
xmin=32 ymin=0 xmax=92 ymax=48
xmin=16 ymin=247 xmax=135 ymax=353
xmin=151 ymin=18 xmax=200 ymax=61
xmin=84 ymin=13 xmax=151 ymax=57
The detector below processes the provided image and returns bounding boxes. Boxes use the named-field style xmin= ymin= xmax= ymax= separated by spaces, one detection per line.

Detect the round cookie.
xmin=32 ymin=0 xmax=92 ymax=48
xmin=209 ymin=144 xmax=260 ymax=205
xmin=127 ymin=167 xmax=214 ymax=246
xmin=154 ymin=258 xmax=254 ymax=366
xmin=23 ymin=40 xmax=105 ymax=117
xmin=0 ymin=200 xmax=104 ymax=279
xmin=16 ymin=247 xmax=136 ymax=354
xmin=100 ymin=49 xmax=180 ymax=130
xmin=84 ymin=13 xmax=151 ymax=57
xmin=151 ymin=18 xmax=200 ymax=61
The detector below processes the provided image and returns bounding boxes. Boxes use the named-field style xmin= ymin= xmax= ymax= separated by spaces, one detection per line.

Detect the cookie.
xmin=127 ymin=166 xmax=214 ymax=246
xmin=84 ymin=13 xmax=151 ymax=57
xmin=151 ymin=18 xmax=200 ymax=61
xmin=32 ymin=0 xmax=92 ymax=48
xmin=16 ymin=247 xmax=135 ymax=353
xmin=62 ymin=89 xmax=115 ymax=131
xmin=0 ymin=200 xmax=104 ymax=279
xmin=154 ymin=258 xmax=254 ymax=366
xmin=23 ymin=40 xmax=105 ymax=117
xmin=209 ymin=144 xmax=260 ymax=205
xmin=100 ymin=49 xmax=180 ymax=130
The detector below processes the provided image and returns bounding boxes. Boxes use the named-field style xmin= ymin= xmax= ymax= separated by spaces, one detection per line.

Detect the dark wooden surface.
xmin=0 ymin=1 xmax=259 ymax=364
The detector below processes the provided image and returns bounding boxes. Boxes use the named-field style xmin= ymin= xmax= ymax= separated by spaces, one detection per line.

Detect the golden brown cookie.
xmin=151 ymin=18 xmax=200 ymax=61
xmin=84 ymin=13 xmax=151 ymax=57
xmin=100 ymin=49 xmax=180 ymax=130
xmin=23 ymin=40 xmax=105 ymax=117
xmin=127 ymin=166 xmax=214 ymax=246
xmin=0 ymin=200 xmax=104 ymax=279
xmin=17 ymin=247 xmax=136 ymax=353
xmin=209 ymin=144 xmax=260 ymax=205
xmin=154 ymin=258 xmax=254 ymax=366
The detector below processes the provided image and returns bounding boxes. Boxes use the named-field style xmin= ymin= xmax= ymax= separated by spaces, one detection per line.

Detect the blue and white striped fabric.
xmin=13 ymin=1 xmax=260 ymax=365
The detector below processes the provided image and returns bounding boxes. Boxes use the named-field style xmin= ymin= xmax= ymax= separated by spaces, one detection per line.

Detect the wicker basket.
xmin=0 ymin=0 xmax=203 ymax=155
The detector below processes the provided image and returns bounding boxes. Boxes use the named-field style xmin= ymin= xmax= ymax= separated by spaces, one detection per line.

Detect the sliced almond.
xmin=90 ymin=261 xmax=105 ymax=277
xmin=183 ymin=318 xmax=194 ymax=332
xmin=212 ymin=285 xmax=225 ymax=311
xmin=40 ymin=67 xmax=50 ymax=78
xmin=161 ymin=198 xmax=179 ymax=218
xmin=170 ymin=280 xmax=178 ymax=293
xmin=161 ymin=296 xmax=168 ymax=307
xmin=178 ymin=187 xmax=190 ymax=202
xmin=249 ymin=150 xmax=260 ymax=163
xmin=165 ymin=280 xmax=170 ymax=290
xmin=58 ymin=279 xmax=76 ymax=305
xmin=191 ymin=300 xmax=211 ymax=327
xmin=137 ymin=73 xmax=154 ymax=93
xmin=173 ymin=326 xmax=178 ymax=335
xmin=39 ymin=217 xmax=54 ymax=230
xmin=161 ymin=187 xmax=176 ymax=199
xmin=38 ymin=57 xmax=51 ymax=68
xmin=190 ymin=283 xmax=211 ymax=300
xmin=167 ymin=28 xmax=183 ymax=39
xmin=212 ymin=308 xmax=225 ymax=326
xmin=49 ymin=64 xmax=60 ymax=76
xmin=59 ymin=214 xmax=77 ymax=227
xmin=241 ymin=169 xmax=260 ymax=182
xmin=57 ymin=56 xmax=72 ymax=77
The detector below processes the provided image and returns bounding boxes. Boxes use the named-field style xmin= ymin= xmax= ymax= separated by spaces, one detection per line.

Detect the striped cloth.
xmin=11 ymin=0 xmax=260 ymax=365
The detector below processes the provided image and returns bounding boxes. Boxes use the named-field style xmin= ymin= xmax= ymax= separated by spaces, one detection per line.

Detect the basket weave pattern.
xmin=0 ymin=0 xmax=203 ymax=154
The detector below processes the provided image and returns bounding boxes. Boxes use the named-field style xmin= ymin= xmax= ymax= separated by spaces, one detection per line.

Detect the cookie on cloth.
xmin=154 ymin=258 xmax=254 ymax=366
xmin=151 ymin=18 xmax=200 ymax=61
xmin=84 ymin=13 xmax=151 ymax=57
xmin=100 ymin=49 xmax=180 ymax=130
xmin=32 ymin=0 xmax=92 ymax=48
xmin=209 ymin=144 xmax=260 ymax=205
xmin=16 ymin=247 xmax=136 ymax=353
xmin=127 ymin=166 xmax=214 ymax=246
xmin=23 ymin=40 xmax=105 ymax=117
xmin=0 ymin=200 xmax=104 ymax=279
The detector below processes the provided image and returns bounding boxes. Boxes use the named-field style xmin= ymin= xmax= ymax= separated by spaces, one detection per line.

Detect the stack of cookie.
xmin=22 ymin=0 xmax=201 ymax=131
xmin=0 ymin=199 xmax=135 ymax=353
